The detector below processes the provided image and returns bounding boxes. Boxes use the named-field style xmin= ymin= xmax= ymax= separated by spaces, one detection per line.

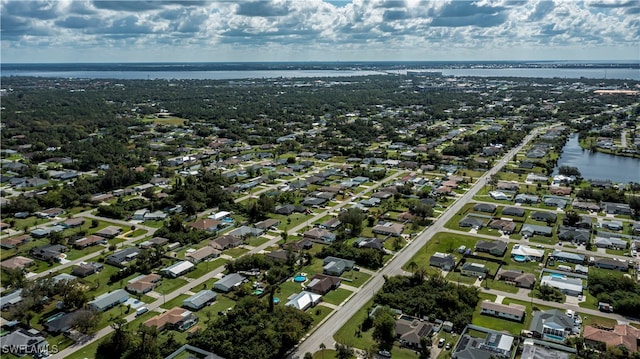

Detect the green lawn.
xmin=322 ymin=288 xmax=353 ymax=306
xmin=402 ymin=232 xmax=478 ymax=271
xmin=224 ymin=247 xmax=249 ymax=258
xmin=247 ymin=236 xmax=270 ymax=247
xmin=334 ymin=299 xmax=376 ymax=349
xmin=154 ymin=278 xmax=189 ymax=296
xmin=125 ymin=228 xmax=147 ymax=237
xmin=339 ymin=271 xmax=371 ymax=288
xmin=309 ymin=305 xmax=334 ymax=326
xmin=160 ymin=294 xmax=190 ymax=310
xmin=184 ymin=258 xmax=228 ymax=279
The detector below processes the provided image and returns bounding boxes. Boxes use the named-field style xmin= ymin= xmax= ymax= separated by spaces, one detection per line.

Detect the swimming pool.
xmin=544 ymin=333 xmax=565 ymax=341
xmin=550 ymin=273 xmax=566 ymax=279
xmin=513 ymin=255 xmax=527 ymax=262
xmin=293 ymin=275 xmax=307 ymax=283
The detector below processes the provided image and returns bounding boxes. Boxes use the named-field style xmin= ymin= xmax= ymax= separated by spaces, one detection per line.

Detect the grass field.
xmin=322 ymin=288 xmax=353 ymax=306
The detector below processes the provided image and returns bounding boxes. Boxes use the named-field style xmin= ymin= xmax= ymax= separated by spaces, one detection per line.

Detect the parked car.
xmin=445 ymin=343 xmax=452 ymax=350
xmin=378 ymin=350 xmax=391 ymax=358
xmin=438 ymin=338 xmax=445 ymax=348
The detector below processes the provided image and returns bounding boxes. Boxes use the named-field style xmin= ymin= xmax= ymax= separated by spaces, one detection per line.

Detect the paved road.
xmin=54 ymin=165 xmax=406 ymax=358
xmin=292 ymin=129 xmax=541 ymax=357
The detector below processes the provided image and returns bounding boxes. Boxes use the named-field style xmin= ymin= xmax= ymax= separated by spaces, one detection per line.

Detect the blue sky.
xmin=1 ymin=0 xmax=639 ymax=63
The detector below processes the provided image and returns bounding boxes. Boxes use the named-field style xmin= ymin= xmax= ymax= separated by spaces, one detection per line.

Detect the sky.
xmin=1 ymin=0 xmax=639 ymax=63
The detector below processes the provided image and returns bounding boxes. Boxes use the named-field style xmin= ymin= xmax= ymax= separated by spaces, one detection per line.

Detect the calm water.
xmin=554 ymin=133 xmax=640 ymax=183
xmin=1 ymin=67 xmax=638 ymax=80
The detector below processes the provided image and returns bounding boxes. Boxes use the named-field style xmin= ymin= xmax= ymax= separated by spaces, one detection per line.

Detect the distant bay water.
xmin=1 ymin=64 xmax=638 ymax=80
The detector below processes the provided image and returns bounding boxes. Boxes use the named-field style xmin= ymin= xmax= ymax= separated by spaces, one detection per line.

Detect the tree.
xmin=3 ymin=267 xmax=25 ymax=288
xmin=563 ymin=210 xmax=581 ymax=227
xmin=304 ymin=353 xmax=313 ymax=359
xmin=338 ymin=208 xmax=366 ymax=237
xmin=319 ymin=343 xmax=326 ymax=359
xmin=558 ymin=166 xmax=581 ymax=178
xmin=372 ymin=307 xmax=396 ymax=345
xmin=335 ymin=343 xmax=355 ymax=359
xmin=73 ymin=309 xmax=101 ymax=334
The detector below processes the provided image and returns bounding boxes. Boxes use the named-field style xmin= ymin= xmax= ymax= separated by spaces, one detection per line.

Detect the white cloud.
xmin=0 ymin=0 xmax=637 ymax=62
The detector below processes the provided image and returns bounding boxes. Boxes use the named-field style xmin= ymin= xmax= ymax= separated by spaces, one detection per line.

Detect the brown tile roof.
xmin=584 ymin=324 xmax=640 ymax=352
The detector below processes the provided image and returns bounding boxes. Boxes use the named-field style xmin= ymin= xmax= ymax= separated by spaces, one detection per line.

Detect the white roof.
xmin=540 ymin=276 xmax=582 ymax=294
xmin=163 ymin=260 xmax=194 ymax=275
xmin=511 ymin=244 xmax=544 ymax=258
xmin=209 ymin=211 xmax=232 ymax=220
xmin=285 ymin=291 xmax=321 ymax=310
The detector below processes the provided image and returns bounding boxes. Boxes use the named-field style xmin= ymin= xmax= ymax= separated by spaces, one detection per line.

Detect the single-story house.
xmin=530 ymin=309 xmax=576 ymax=342
xmin=475 ymin=240 xmax=508 ymax=256
xmin=594 ymin=258 xmax=628 ymax=271
xmin=73 ymin=235 xmax=106 ymax=249
xmin=322 ymin=256 xmax=355 ymax=276
xmin=305 ymin=274 xmax=341 ymax=295
xmin=126 ymin=273 xmax=162 ymax=295
xmin=285 ymin=291 xmax=322 ymax=311
xmin=0 ymin=234 xmax=30 ymax=249
xmin=0 ymin=328 xmax=48 ymax=357
xmin=213 ymin=273 xmax=246 ymax=292
xmin=489 ymin=191 xmax=510 ymax=201
xmin=186 ymin=246 xmax=220 ymax=263
xmin=557 ymin=226 xmax=590 ymax=244
xmin=531 ymin=211 xmax=557 ymax=223
xmin=0 ymin=256 xmax=34 ymax=271
xmin=550 ymin=187 xmax=572 ymax=196
xmin=602 ymin=221 xmax=624 ymax=231
xmin=209 ymin=235 xmax=243 ymax=250
xmin=540 ymin=275 xmax=583 ymax=296
xmin=88 ymin=289 xmax=129 ymax=312
xmin=572 ymin=200 xmax=601 ymax=212
xmin=30 ymin=244 xmax=67 ymax=262
xmin=162 ymin=261 xmax=195 ymax=278
xmin=429 ymin=252 xmax=456 ymax=271
xmin=496 ymin=269 xmax=536 ymax=289
xmin=61 ymin=217 xmax=85 ymax=228
xmin=72 ymin=262 xmax=103 ymax=277
xmin=459 ymin=215 xmax=487 ymax=229
xmin=188 ymin=219 xmax=223 ymax=232
xmin=502 ymin=206 xmax=525 ymax=217
xmin=0 ymin=289 xmax=23 ymax=310
xmin=487 ymin=219 xmax=517 ymax=234
xmin=182 ymin=290 xmax=217 ymax=311
xmin=583 ymin=324 xmax=640 ymax=353
xmin=44 ymin=311 xmax=84 ymax=334
xmin=460 ymin=262 xmax=487 ymax=278
xmin=227 ymin=226 xmax=263 ymax=238
xmin=594 ymin=236 xmax=628 ymax=250
xmin=510 ymin=244 xmax=544 ymax=262
xmin=303 ymin=228 xmax=336 ymax=242
xmin=550 ymin=250 xmax=585 ymax=264
xmin=603 ymin=202 xmax=632 ymax=216
xmin=255 ymin=218 xmax=280 ymax=230
xmin=520 ymin=224 xmax=552 ymax=237
xmin=473 ymin=203 xmax=497 ymax=213
xmin=106 ymin=247 xmax=141 ymax=267
xmin=515 ymin=193 xmax=539 ymax=204
xmin=395 ymin=316 xmax=434 ymax=348
xmin=372 ymin=222 xmax=405 ymax=237
xmin=144 ymin=307 xmax=198 ymax=331
xmin=319 ymin=217 xmax=342 ymax=230
xmin=355 ymin=237 xmax=384 ymax=251
xmin=94 ymin=226 xmax=123 ymax=238
xmin=480 ymin=301 xmax=526 ymax=322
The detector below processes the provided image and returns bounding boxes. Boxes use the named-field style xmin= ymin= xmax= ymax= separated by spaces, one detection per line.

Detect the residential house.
xmin=550 ymin=187 xmax=572 ymax=196
xmin=529 ymin=309 xmax=576 ymax=342
xmin=603 ymin=202 xmax=632 ymax=216
xmin=94 ymin=226 xmax=122 ymax=238
xmin=497 ymin=181 xmax=520 ymax=191
xmin=106 ymin=247 xmax=141 ymax=267
xmin=496 ymin=269 xmax=536 ymax=289
xmin=557 ymin=226 xmax=590 ymax=244
xmin=540 ymin=275 xmax=583 ymax=296
xmin=511 ymin=244 xmax=545 ymax=262
xmin=594 ymin=258 xmax=628 ymax=271
xmin=355 ymin=237 xmax=384 ymax=251
xmin=255 ymin=218 xmax=280 ymax=230
xmin=0 ymin=289 xmax=23 ymax=310
xmin=480 ymin=301 xmax=526 ymax=322
xmin=0 ymin=234 xmax=30 ymax=249
xmin=0 ymin=328 xmax=49 ymax=357
xmin=515 ymin=193 xmax=539 ymax=204
xmin=543 ymin=196 xmax=568 ymax=208
xmin=72 ymin=235 xmax=106 ymax=249
xmin=88 ymin=289 xmax=129 ymax=312
xmin=572 ymin=200 xmax=600 ymax=212
xmin=602 ymin=221 xmax=624 ymax=231
xmin=460 ymin=262 xmax=487 ymax=278
xmin=372 ymin=221 xmax=405 ymax=237
xmin=61 ymin=217 xmax=85 ymax=228
xmin=305 ymin=274 xmax=341 ymax=295
xmin=227 ymin=226 xmax=263 ymax=238
xmin=182 ymin=290 xmax=217 ymax=311
xmin=502 ymin=207 xmax=525 ymax=217
xmin=186 ymin=246 xmax=220 ymax=263
xmin=520 ymin=224 xmax=552 ymax=237
xmin=274 ymin=204 xmax=306 ymax=215
xmin=429 ymin=252 xmax=456 ymax=271
xmin=138 ymin=236 xmax=170 ymax=249
xmin=188 ymin=219 xmax=223 ymax=232
xmin=44 ymin=311 xmax=83 ymax=334
xmin=526 ymin=173 xmax=548 ymax=183
xmin=394 ymin=316 xmax=434 ymax=348
xmin=531 ymin=211 xmax=557 ymax=223
xmin=213 ymin=273 xmax=246 ymax=292
xmin=209 ymin=235 xmax=242 ymax=251
xmin=489 ymin=191 xmax=510 ymax=201
xmin=583 ymin=324 xmax=640 ymax=353
xmin=144 ymin=307 xmax=198 ymax=331
xmin=285 ymin=291 xmax=322 ymax=311
xmin=303 ymin=228 xmax=336 ymax=243
xmin=0 ymin=256 xmax=34 ymax=271
xmin=459 ymin=215 xmax=487 ymax=229
xmin=266 ymin=249 xmax=298 ymax=263
xmin=72 ymin=262 xmax=103 ymax=278
xmin=162 ymin=261 xmax=195 ymax=278
xmin=454 ymin=328 xmax=515 ymax=359
xmin=30 ymin=244 xmax=67 ymax=262
xmin=473 ymin=203 xmax=497 ymax=213
xmin=550 ymin=250 xmax=585 ymax=264
xmin=594 ymin=236 xmax=628 ymax=250
xmin=475 ymin=240 xmax=508 ymax=256
xmin=319 ymin=217 xmax=342 ymax=231
xmin=126 ymin=274 xmax=162 ymax=295
xmin=322 ymin=256 xmax=355 ymax=276
xmin=488 ymin=219 xmax=517 ymax=234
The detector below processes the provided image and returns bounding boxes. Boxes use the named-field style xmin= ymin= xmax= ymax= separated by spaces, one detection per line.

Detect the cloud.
xmin=55 ymin=16 xmax=96 ymax=29
xmin=528 ymin=0 xmax=555 ymax=21
xmin=235 ymin=1 xmax=290 ymax=17
xmin=430 ymin=1 xmax=508 ymax=27
xmin=92 ymin=1 xmax=167 ymax=12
